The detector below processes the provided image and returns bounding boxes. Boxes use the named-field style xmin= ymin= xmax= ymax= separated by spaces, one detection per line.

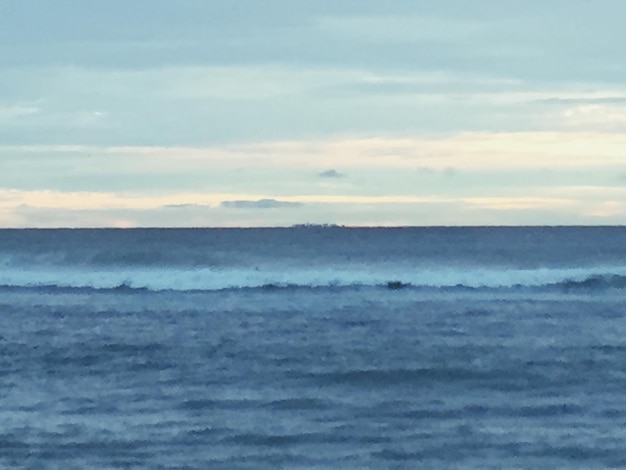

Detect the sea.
xmin=2 ymin=226 xmax=626 ymax=469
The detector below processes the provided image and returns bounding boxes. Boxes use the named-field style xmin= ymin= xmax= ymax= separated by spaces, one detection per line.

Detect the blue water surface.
xmin=1 ymin=227 xmax=626 ymax=468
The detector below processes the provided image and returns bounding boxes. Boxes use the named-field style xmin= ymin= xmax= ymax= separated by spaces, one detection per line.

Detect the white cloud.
xmin=561 ymin=104 xmax=626 ymax=131
xmin=463 ymin=197 xmax=575 ymax=211
xmin=3 ymin=130 xmax=626 ymax=196
xmin=196 ymin=132 xmax=626 ymax=170
xmin=586 ymin=201 xmax=623 ymax=218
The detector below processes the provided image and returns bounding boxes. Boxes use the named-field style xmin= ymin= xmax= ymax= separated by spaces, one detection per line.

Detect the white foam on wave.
xmin=2 ymin=263 xmax=626 ymax=291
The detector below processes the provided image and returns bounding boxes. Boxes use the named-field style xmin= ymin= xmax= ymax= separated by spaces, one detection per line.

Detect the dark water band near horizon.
xmin=2 ymin=226 xmax=626 ymax=468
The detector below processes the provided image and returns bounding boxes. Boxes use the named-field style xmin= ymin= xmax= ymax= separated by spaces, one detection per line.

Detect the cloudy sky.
xmin=2 ymin=0 xmax=626 ymax=227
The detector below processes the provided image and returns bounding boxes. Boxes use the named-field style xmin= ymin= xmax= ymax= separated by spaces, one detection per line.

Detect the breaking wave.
xmin=1 ymin=265 xmax=626 ymax=293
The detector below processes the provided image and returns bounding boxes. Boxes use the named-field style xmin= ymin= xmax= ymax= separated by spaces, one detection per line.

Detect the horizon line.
xmin=1 ymin=224 xmax=625 ymax=230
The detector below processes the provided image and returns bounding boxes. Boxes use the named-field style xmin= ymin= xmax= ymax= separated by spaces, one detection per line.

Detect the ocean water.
xmin=2 ymin=226 xmax=626 ymax=469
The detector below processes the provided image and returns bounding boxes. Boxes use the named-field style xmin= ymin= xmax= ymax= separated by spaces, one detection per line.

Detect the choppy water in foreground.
xmin=2 ymin=227 xmax=626 ymax=468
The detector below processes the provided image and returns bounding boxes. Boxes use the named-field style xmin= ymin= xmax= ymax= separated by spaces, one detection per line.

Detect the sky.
xmin=2 ymin=0 xmax=626 ymax=227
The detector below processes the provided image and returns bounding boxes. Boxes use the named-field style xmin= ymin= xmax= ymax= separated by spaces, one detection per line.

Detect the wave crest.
xmin=1 ymin=265 xmax=626 ymax=293
xmin=554 ymin=274 xmax=626 ymax=291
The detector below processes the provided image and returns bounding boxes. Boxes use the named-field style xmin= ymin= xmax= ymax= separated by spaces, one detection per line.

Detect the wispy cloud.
xmin=0 ymin=102 xmax=41 ymax=122
xmin=220 ymin=199 xmax=303 ymax=209
xmin=464 ymin=197 xmax=575 ymax=211
xmin=1 ymin=182 xmax=624 ymax=228
xmin=0 ymin=189 xmax=242 ymax=210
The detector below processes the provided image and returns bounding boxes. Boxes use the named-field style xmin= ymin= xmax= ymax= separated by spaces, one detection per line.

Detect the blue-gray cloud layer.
xmin=2 ymin=1 xmax=626 ymax=146
xmin=3 ymin=1 xmax=625 ymax=78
